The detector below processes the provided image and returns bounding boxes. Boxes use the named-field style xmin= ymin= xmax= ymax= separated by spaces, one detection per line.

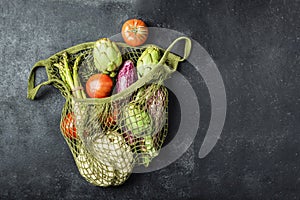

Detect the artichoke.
xmin=93 ymin=38 xmax=122 ymax=77
xmin=76 ymin=147 xmax=115 ymax=186
xmin=136 ymin=46 xmax=161 ymax=79
xmin=122 ymin=102 xmax=153 ymax=137
xmin=89 ymin=131 xmax=134 ymax=172
xmin=86 ymin=131 xmax=134 ymax=185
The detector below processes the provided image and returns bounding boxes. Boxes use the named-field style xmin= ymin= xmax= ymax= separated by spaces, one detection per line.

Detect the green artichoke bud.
xmin=93 ymin=38 xmax=122 ymax=77
xmin=122 ymin=102 xmax=153 ymax=137
xmin=136 ymin=46 xmax=161 ymax=79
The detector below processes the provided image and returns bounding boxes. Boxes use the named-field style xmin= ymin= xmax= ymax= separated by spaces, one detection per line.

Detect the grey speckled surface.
xmin=1 ymin=0 xmax=300 ymax=199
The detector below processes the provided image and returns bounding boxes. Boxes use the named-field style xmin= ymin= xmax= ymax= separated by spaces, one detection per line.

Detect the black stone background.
xmin=0 ymin=0 xmax=300 ymax=199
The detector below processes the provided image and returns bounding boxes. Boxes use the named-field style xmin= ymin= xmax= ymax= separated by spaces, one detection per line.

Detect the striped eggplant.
xmin=116 ymin=60 xmax=138 ymax=93
xmin=135 ymin=84 xmax=168 ymax=134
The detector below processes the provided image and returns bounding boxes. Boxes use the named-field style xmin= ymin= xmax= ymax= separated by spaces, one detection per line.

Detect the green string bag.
xmin=27 ymin=37 xmax=191 ymax=186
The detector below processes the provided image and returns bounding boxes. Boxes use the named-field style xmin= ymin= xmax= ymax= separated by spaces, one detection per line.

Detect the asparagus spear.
xmin=54 ymin=52 xmax=86 ymax=99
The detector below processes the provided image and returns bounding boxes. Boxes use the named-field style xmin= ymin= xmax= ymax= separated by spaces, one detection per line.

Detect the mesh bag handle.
xmin=27 ymin=42 xmax=94 ymax=100
xmin=27 ymin=60 xmax=71 ymax=100
xmin=159 ymin=36 xmax=192 ymax=69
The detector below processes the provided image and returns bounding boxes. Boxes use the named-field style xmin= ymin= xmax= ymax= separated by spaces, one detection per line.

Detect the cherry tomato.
xmin=61 ymin=113 xmax=77 ymax=139
xmin=122 ymin=19 xmax=148 ymax=47
xmin=86 ymin=74 xmax=113 ymax=98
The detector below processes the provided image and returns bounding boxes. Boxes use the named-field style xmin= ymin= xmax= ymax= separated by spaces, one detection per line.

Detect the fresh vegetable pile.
xmin=27 ymin=19 xmax=191 ymax=187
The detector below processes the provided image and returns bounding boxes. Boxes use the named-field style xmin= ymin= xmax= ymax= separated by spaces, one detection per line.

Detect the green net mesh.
xmin=27 ymin=37 xmax=191 ymax=186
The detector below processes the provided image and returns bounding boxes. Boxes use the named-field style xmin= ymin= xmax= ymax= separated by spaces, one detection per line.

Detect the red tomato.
xmin=86 ymin=74 xmax=113 ymax=98
xmin=61 ymin=113 xmax=77 ymax=139
xmin=122 ymin=19 xmax=148 ymax=47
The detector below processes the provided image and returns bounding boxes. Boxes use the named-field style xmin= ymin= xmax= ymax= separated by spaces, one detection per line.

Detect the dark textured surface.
xmin=1 ymin=0 xmax=300 ymax=199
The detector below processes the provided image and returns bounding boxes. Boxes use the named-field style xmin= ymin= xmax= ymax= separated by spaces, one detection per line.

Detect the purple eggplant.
xmin=115 ymin=60 xmax=137 ymax=114
xmin=135 ymin=85 xmax=168 ymax=134
xmin=116 ymin=60 xmax=138 ymax=93
xmin=146 ymin=86 xmax=168 ymax=134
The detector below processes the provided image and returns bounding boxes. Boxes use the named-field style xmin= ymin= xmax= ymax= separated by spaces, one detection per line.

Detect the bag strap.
xmin=27 ymin=59 xmax=70 ymax=100
xmin=27 ymin=42 xmax=94 ymax=100
xmin=159 ymin=36 xmax=192 ymax=67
